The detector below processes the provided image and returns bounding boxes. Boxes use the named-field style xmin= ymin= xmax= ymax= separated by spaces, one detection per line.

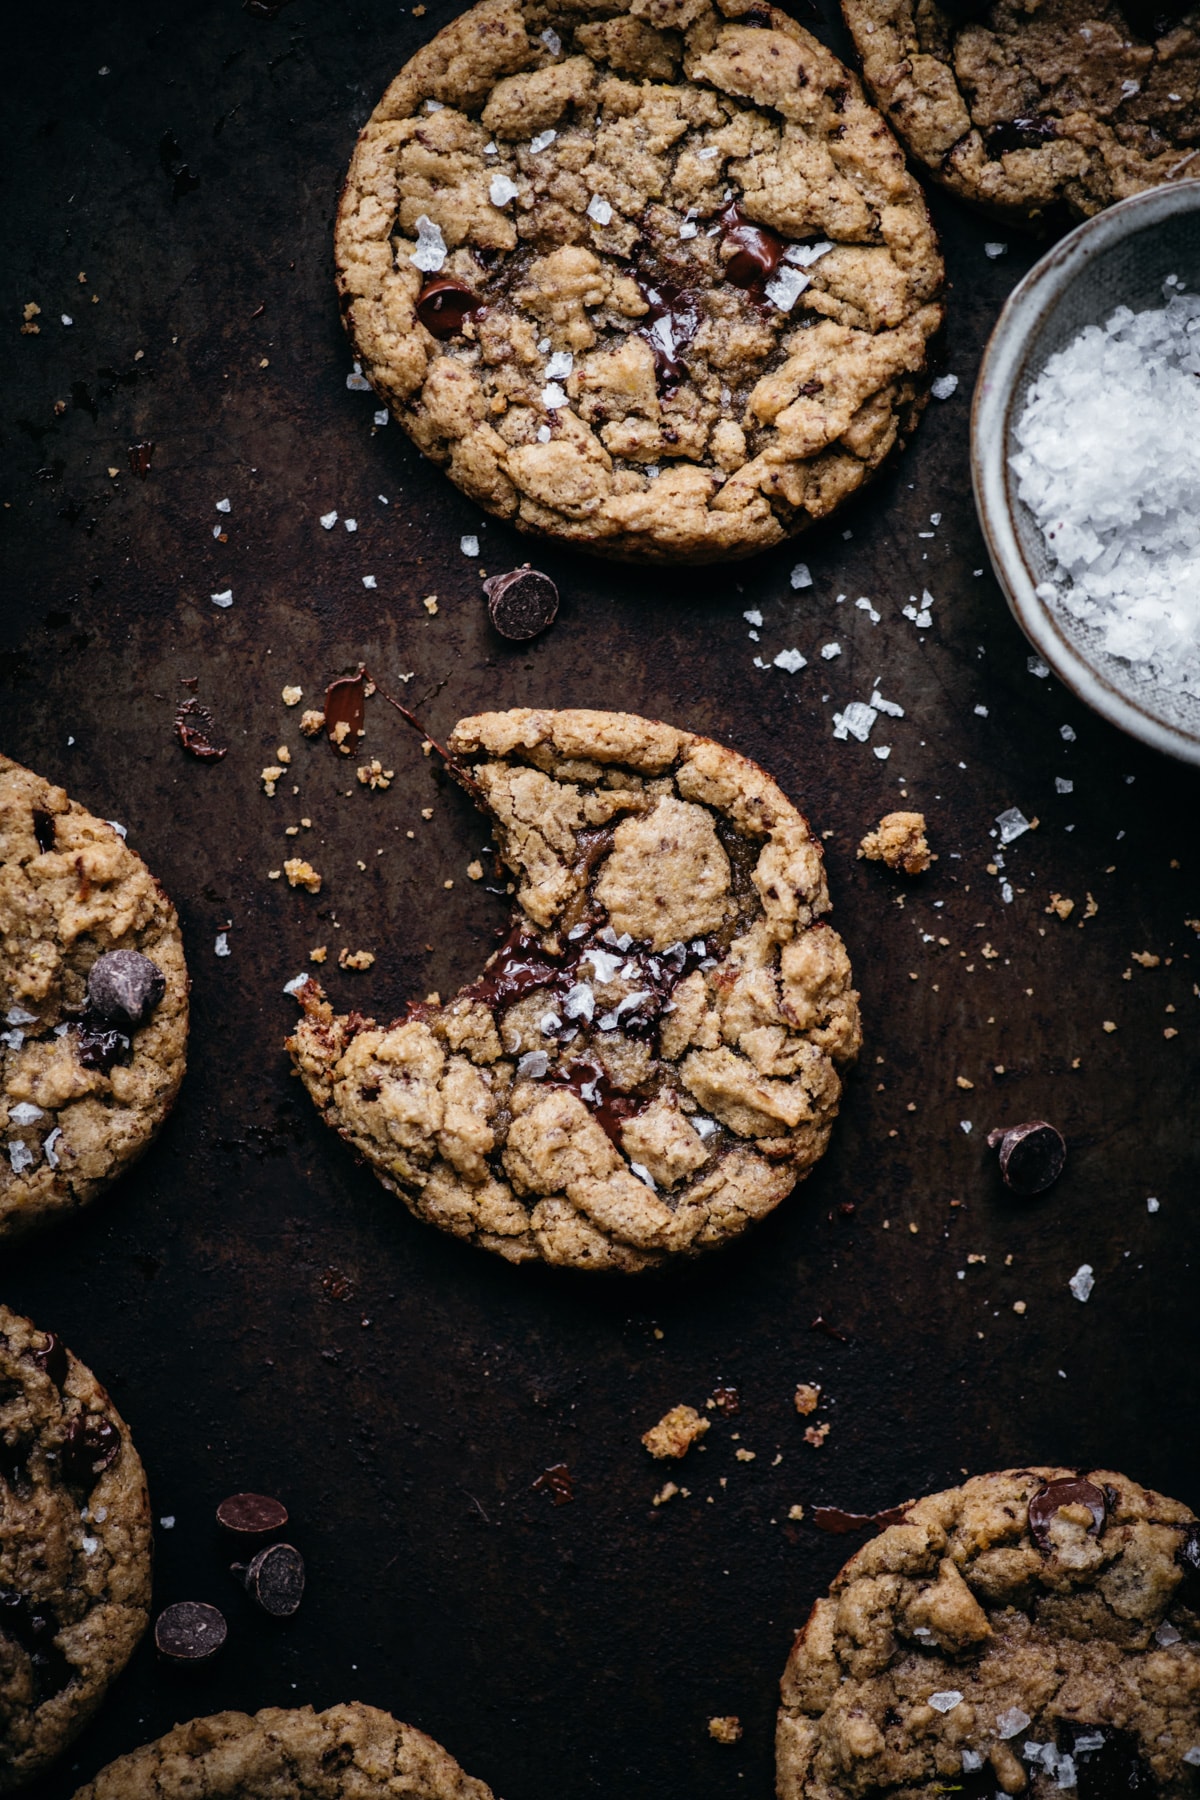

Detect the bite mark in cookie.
xmin=335 ymin=0 xmax=944 ymax=563
xmin=0 ymin=1306 xmax=151 ymax=1792
xmin=777 ymin=1466 xmax=1200 ymax=1800
xmin=0 ymin=755 xmax=189 ymax=1243
xmin=287 ymin=707 xmax=860 ymax=1272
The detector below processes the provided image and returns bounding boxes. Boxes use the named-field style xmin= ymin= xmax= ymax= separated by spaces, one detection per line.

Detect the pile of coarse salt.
xmin=1010 ymin=277 xmax=1200 ymax=695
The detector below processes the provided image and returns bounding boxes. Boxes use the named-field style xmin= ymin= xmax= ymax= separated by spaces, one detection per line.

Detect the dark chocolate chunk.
xmin=174 ymin=696 xmax=228 ymax=760
xmin=0 ymin=1439 xmax=29 ymax=1492
xmin=483 ymin=566 xmax=560 ymax=641
xmin=986 ymin=116 xmax=1058 ymax=156
xmin=532 ymin=1462 xmax=575 ymax=1506
xmin=1028 ymin=1475 xmax=1107 ymax=1551
xmin=986 ymin=1120 xmax=1066 ymax=1195
xmin=467 ymin=925 xmax=563 ymax=1010
xmin=154 ymin=1600 xmax=228 ymax=1664
xmin=635 ymin=277 xmax=701 ymax=389
xmin=87 ymin=950 xmax=166 ymax=1027
xmin=232 ymin=1542 xmax=305 ymax=1617
xmin=324 ymin=672 xmax=366 ymax=754
xmin=33 ymin=1332 xmax=69 ymax=1390
xmin=216 ymin=1492 xmax=289 ymax=1539
xmin=708 ymin=1384 xmax=741 ymax=1416
xmin=720 ymin=203 xmax=785 ymax=289
xmin=415 ymin=278 xmax=481 ymax=339
xmin=127 ymin=440 xmax=154 ymax=478
xmin=31 ymin=807 xmax=56 ymax=852
xmin=60 ymin=1415 xmax=121 ymax=1488
xmin=0 ymin=1589 xmax=74 ymax=1700
xmin=74 ymin=1019 xmax=132 ymax=1073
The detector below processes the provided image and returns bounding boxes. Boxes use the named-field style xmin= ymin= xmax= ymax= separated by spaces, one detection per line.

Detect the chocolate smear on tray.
xmin=811 ymin=1501 xmax=912 ymax=1535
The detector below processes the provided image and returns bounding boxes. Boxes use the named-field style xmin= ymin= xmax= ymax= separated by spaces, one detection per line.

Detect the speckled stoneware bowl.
xmin=972 ymin=180 xmax=1200 ymax=768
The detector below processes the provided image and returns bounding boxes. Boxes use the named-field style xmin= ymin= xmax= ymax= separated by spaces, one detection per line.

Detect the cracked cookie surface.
xmin=71 ymin=1703 xmax=495 ymax=1799
xmin=288 ymin=707 xmax=860 ymax=1272
xmin=0 ymin=1305 xmax=151 ymax=1793
xmin=335 ymin=0 xmax=943 ymax=563
xmin=777 ymin=1466 xmax=1200 ymax=1800
xmin=842 ymin=0 xmax=1200 ymax=226
xmin=0 ymin=754 xmax=189 ymax=1244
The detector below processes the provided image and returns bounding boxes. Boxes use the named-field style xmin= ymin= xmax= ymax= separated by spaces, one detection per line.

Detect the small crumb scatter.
xmin=309 ymin=946 xmax=328 ymax=963
xmin=804 ymin=1422 xmax=831 ymax=1448
xmin=708 ymin=1717 xmax=743 ymax=1745
xmin=282 ymin=685 xmax=302 ymax=706
xmin=858 ymin=811 xmax=932 ymax=875
xmin=652 ymin=1482 xmax=679 ymax=1506
xmin=1046 ymin=893 xmax=1075 ymax=919
xmin=356 ymin=760 xmax=394 ymax=791
xmin=338 ymin=949 xmax=375 ymax=971
xmin=283 ymin=858 xmax=322 ymax=894
xmin=793 ymin=1382 xmax=821 ymax=1416
xmin=261 ymin=765 xmax=285 ymax=796
xmin=642 ymin=1405 xmax=710 ymax=1460
xmin=467 ymin=860 xmax=484 ymax=881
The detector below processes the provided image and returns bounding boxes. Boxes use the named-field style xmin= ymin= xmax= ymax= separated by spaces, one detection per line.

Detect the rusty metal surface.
xmin=2 ymin=1 xmax=1198 ymax=1795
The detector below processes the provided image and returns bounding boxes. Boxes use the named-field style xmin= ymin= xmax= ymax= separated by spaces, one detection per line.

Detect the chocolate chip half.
xmin=986 ymin=1120 xmax=1065 ymax=1195
xmin=216 ymin=1492 xmax=289 ymax=1539
xmin=60 ymin=1415 xmax=121 ymax=1488
xmin=415 ymin=277 xmax=480 ymax=339
xmin=483 ymin=566 xmax=560 ymax=641
xmin=1028 ymin=1475 xmax=1107 ymax=1551
xmin=232 ymin=1542 xmax=305 ymax=1617
xmin=154 ymin=1600 xmax=228 ymax=1665
xmin=32 ymin=1332 xmax=69 ymax=1390
xmin=86 ymin=950 xmax=166 ymax=1027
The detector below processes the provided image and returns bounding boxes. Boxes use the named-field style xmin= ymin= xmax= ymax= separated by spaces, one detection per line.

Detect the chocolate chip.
xmin=32 ymin=1332 xmax=69 ymax=1390
xmin=986 ymin=115 xmax=1058 ymax=156
xmin=154 ymin=1600 xmax=228 ymax=1664
xmin=0 ymin=1590 xmax=74 ymax=1700
xmin=74 ymin=1020 xmax=132 ymax=1073
xmin=216 ymin=1492 xmax=289 ymax=1539
xmin=232 ymin=1542 xmax=305 ymax=1617
xmin=60 ymin=1415 xmax=121 ymax=1488
xmin=532 ymin=1463 xmax=575 ymax=1506
xmin=1028 ymin=1475 xmax=1107 ymax=1551
xmin=31 ymin=807 xmax=56 ymax=852
xmin=986 ymin=1120 xmax=1066 ymax=1195
xmin=86 ymin=950 xmax=166 ymax=1027
xmin=127 ymin=440 xmax=154 ymax=478
xmin=483 ymin=566 xmax=559 ymax=641
xmin=415 ymin=277 xmax=480 ymax=339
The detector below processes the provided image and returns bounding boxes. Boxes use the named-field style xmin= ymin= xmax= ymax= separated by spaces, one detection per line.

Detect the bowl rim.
xmin=971 ymin=178 xmax=1200 ymax=769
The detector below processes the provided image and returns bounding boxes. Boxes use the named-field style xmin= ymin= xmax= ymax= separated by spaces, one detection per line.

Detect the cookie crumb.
xmin=357 ymin=759 xmax=394 ymax=790
xmin=1131 ymin=949 xmax=1161 ymax=967
xmin=261 ymin=765 xmax=285 ymax=796
xmin=858 ymin=811 xmax=932 ymax=874
xmin=282 ymin=685 xmax=302 ymax=706
xmin=652 ymin=1481 xmax=679 ymax=1506
xmin=787 ymin=1503 xmax=805 ymax=1521
xmin=734 ymin=1447 xmax=756 ymax=1463
xmin=1102 ymin=1019 xmax=1117 ymax=1033
xmin=708 ymin=1717 xmax=743 ymax=1745
xmin=642 ymin=1405 xmax=710 ymax=1460
xmin=309 ymin=946 xmax=328 ymax=963
xmin=300 ymin=710 xmax=325 ymax=737
xmin=423 ymin=594 xmax=439 ymax=615
xmin=1046 ymin=893 xmax=1075 ymax=919
xmin=793 ymin=1382 xmax=821 ymax=1415
xmin=467 ymin=860 xmax=484 ymax=881
xmin=805 ymin=1422 xmax=831 ymax=1447
xmin=283 ymin=858 xmax=322 ymax=894
xmin=338 ymin=949 xmax=375 ymax=970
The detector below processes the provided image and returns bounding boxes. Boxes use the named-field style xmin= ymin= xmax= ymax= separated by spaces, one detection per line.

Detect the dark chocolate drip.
xmin=0 ymin=1590 xmax=74 ymax=1702
xmin=324 ymin=673 xmax=366 ymax=753
xmin=546 ymin=1056 xmax=645 ymax=1148
xmin=467 ymin=925 xmax=565 ymax=1010
xmin=1028 ymin=1476 xmax=1106 ymax=1552
xmin=31 ymin=808 xmax=56 ymax=852
xmin=811 ymin=1501 xmax=912 ymax=1535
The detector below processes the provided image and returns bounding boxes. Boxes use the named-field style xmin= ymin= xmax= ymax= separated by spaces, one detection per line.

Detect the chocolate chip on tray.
xmin=154 ymin=1600 xmax=228 ymax=1665
xmin=232 ymin=1542 xmax=305 ymax=1617
xmin=482 ymin=566 xmax=559 ymax=641
xmin=86 ymin=949 xmax=166 ymax=1027
xmin=216 ymin=1492 xmax=289 ymax=1538
xmin=1027 ymin=1475 xmax=1107 ymax=1552
xmin=986 ymin=1120 xmax=1066 ymax=1195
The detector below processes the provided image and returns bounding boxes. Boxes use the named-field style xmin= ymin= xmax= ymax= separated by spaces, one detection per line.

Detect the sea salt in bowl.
xmin=972 ymin=181 xmax=1200 ymax=766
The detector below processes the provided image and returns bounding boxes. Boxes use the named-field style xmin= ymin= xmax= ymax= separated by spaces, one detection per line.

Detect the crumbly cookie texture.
xmin=842 ymin=0 xmax=1200 ymax=226
xmin=777 ymin=1466 xmax=1200 ymax=1800
xmin=70 ymin=1704 xmax=495 ymax=1800
xmin=0 ymin=755 xmax=189 ymax=1243
xmin=335 ymin=0 xmax=943 ymax=563
xmin=858 ymin=809 xmax=931 ymax=873
xmin=0 ymin=1306 xmax=151 ymax=1793
xmin=288 ymin=707 xmax=860 ymax=1272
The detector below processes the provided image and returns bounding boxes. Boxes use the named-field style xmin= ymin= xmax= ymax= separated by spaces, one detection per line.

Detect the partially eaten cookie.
xmin=288 ymin=707 xmax=860 ymax=1271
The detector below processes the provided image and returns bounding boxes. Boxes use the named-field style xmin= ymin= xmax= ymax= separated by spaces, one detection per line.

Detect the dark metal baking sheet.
xmin=2 ymin=1 xmax=1198 ymax=1794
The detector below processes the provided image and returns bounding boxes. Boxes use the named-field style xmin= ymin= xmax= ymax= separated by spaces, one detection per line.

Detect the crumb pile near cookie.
xmin=777 ymin=1466 xmax=1200 ymax=1800
xmin=0 ymin=1306 xmax=151 ymax=1793
xmin=335 ymin=0 xmax=944 ymax=562
xmin=842 ymin=0 xmax=1200 ymax=225
xmin=288 ymin=707 xmax=860 ymax=1271
xmin=0 ymin=755 xmax=189 ymax=1243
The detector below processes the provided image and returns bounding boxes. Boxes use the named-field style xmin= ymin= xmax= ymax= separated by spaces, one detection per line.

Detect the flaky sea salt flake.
xmin=409 ymin=215 xmax=447 ymax=274
xmin=1069 ymin=1263 xmax=1095 ymax=1302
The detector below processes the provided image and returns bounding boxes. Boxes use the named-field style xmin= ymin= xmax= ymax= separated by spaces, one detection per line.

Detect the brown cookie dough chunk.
xmin=858 ymin=809 xmax=931 ymax=873
xmin=335 ymin=0 xmax=944 ymax=563
xmin=842 ymin=0 xmax=1200 ymax=226
xmin=0 ymin=1306 xmax=151 ymax=1792
xmin=70 ymin=1704 xmax=495 ymax=1799
xmin=777 ymin=1466 xmax=1200 ymax=1800
xmin=288 ymin=707 xmax=861 ymax=1272
xmin=0 ymin=755 xmax=189 ymax=1243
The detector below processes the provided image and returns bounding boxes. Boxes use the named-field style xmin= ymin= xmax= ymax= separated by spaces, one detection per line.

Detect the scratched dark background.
xmin=2 ymin=0 xmax=1198 ymax=1794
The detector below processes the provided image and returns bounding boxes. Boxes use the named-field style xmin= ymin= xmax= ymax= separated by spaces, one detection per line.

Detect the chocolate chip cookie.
xmin=842 ymin=0 xmax=1200 ymax=226
xmin=0 ymin=754 xmax=189 ymax=1243
xmin=777 ymin=1466 xmax=1200 ymax=1800
xmin=0 ymin=1305 xmax=152 ymax=1792
xmin=288 ymin=707 xmax=860 ymax=1272
xmin=335 ymin=0 xmax=944 ymax=563
xmin=71 ymin=1704 xmax=495 ymax=1799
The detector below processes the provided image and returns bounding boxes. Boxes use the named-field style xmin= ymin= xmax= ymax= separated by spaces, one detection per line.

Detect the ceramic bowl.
xmin=972 ymin=179 xmax=1200 ymax=767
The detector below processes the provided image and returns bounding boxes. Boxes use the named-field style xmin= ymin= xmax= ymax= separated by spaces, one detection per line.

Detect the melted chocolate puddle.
xmin=636 ymin=277 xmax=701 ymax=391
